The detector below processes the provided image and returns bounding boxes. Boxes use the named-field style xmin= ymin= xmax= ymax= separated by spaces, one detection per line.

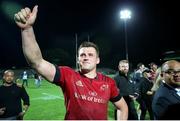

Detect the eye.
xmin=80 ymin=53 xmax=86 ymax=57
xmin=165 ymin=70 xmax=180 ymax=75
xmin=88 ymin=53 xmax=93 ymax=57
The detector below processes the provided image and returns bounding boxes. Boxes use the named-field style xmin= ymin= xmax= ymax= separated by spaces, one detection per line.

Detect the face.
xmin=118 ymin=62 xmax=129 ymax=74
xmin=78 ymin=47 xmax=100 ymax=73
xmin=151 ymin=64 xmax=158 ymax=71
xmin=3 ymin=71 xmax=14 ymax=84
xmin=162 ymin=61 xmax=180 ymax=88
xmin=144 ymin=72 xmax=152 ymax=80
xmin=140 ymin=64 xmax=145 ymax=71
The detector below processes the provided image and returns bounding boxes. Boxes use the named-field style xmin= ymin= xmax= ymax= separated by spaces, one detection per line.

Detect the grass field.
xmin=1 ymin=76 xmax=150 ymax=120
xmin=14 ymin=78 xmax=116 ymax=120
xmin=23 ymin=79 xmax=65 ymax=119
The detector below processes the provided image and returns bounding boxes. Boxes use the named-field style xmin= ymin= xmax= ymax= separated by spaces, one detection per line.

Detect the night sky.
xmin=0 ymin=0 xmax=179 ymax=69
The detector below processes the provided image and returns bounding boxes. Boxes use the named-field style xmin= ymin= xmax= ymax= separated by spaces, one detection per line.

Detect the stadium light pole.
xmin=120 ymin=9 xmax=131 ymax=61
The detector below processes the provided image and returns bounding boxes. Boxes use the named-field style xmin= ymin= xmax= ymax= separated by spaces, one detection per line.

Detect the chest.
xmin=0 ymin=86 xmax=21 ymax=102
xmin=66 ymin=76 xmax=111 ymax=103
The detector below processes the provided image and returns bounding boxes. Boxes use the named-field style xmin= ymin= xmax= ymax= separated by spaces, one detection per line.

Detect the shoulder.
xmin=56 ymin=66 xmax=78 ymax=80
xmin=56 ymin=66 xmax=76 ymax=75
xmin=154 ymin=84 xmax=170 ymax=98
xmin=113 ymin=72 xmax=119 ymax=78
xmin=58 ymin=66 xmax=75 ymax=72
xmin=15 ymin=83 xmax=23 ymax=88
xmin=97 ymin=72 xmax=115 ymax=83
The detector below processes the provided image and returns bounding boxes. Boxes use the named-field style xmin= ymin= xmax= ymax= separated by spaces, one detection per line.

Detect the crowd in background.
xmin=114 ymin=60 xmax=180 ymax=120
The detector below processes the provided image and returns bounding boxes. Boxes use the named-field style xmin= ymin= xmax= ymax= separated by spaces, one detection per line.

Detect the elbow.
xmin=27 ymin=58 xmax=43 ymax=70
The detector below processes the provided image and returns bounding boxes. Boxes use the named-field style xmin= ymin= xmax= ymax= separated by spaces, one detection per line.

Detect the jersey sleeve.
xmin=52 ymin=66 xmax=75 ymax=88
xmin=109 ymin=77 xmax=122 ymax=102
xmin=53 ymin=66 xmax=61 ymax=85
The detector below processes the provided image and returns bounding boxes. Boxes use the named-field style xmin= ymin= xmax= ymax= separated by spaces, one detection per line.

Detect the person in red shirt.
xmin=14 ymin=5 xmax=128 ymax=120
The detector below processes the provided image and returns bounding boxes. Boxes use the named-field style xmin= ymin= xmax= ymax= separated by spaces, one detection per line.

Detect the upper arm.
xmin=34 ymin=59 xmax=56 ymax=82
xmin=113 ymin=97 xmax=128 ymax=120
xmin=21 ymin=87 xmax=30 ymax=105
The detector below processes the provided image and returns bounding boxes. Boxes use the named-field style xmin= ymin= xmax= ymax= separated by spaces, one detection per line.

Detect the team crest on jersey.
xmin=88 ymin=91 xmax=97 ymax=96
xmin=100 ymin=84 xmax=109 ymax=91
xmin=75 ymin=80 xmax=83 ymax=87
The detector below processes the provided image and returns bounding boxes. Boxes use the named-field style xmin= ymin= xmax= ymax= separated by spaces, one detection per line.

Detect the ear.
xmin=77 ymin=59 xmax=79 ymax=64
xmin=118 ymin=65 xmax=121 ymax=70
xmin=96 ymin=57 xmax=100 ymax=64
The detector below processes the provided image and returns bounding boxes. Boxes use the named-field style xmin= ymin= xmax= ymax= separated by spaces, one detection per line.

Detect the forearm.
xmin=117 ymin=109 xmax=128 ymax=120
xmin=114 ymin=97 xmax=128 ymax=120
xmin=121 ymin=109 xmax=128 ymax=120
xmin=21 ymin=27 xmax=43 ymax=68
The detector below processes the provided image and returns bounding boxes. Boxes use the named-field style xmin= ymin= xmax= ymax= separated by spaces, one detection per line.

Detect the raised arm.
xmin=14 ymin=6 xmax=55 ymax=82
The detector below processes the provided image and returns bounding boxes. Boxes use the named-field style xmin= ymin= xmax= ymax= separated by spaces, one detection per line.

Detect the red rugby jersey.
xmin=53 ymin=66 xmax=121 ymax=120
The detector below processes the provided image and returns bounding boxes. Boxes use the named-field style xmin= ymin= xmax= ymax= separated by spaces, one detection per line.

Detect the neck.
xmin=165 ymin=82 xmax=180 ymax=89
xmin=84 ymin=72 xmax=97 ymax=79
xmin=81 ymin=69 xmax=97 ymax=79
xmin=3 ymin=82 xmax=13 ymax=86
xmin=119 ymin=71 xmax=127 ymax=76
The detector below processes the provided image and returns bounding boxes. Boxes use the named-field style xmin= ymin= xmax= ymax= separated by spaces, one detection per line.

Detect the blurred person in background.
xmin=0 ymin=70 xmax=30 ymax=120
xmin=138 ymin=69 xmax=154 ymax=120
xmin=22 ymin=71 xmax=28 ymax=87
xmin=152 ymin=60 xmax=180 ymax=119
xmin=34 ymin=73 xmax=42 ymax=87
xmin=114 ymin=60 xmax=138 ymax=120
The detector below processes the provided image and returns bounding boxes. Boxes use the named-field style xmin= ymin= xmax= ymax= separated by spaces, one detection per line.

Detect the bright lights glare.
xmin=1 ymin=1 xmax=22 ymax=21
xmin=120 ymin=9 xmax=131 ymax=20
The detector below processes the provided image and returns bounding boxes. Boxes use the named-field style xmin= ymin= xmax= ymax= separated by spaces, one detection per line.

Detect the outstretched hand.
xmin=14 ymin=5 xmax=38 ymax=29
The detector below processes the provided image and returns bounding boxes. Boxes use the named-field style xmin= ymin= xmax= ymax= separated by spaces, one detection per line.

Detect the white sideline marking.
xmin=31 ymin=92 xmax=64 ymax=101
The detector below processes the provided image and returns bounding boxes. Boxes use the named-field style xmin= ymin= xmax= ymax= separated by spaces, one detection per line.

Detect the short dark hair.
xmin=137 ymin=63 xmax=144 ymax=69
xmin=78 ymin=41 xmax=99 ymax=57
xmin=142 ymin=69 xmax=151 ymax=74
xmin=149 ymin=62 xmax=156 ymax=67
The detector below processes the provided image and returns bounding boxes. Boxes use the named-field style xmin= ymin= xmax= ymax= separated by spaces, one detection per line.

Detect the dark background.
xmin=0 ymin=0 xmax=179 ymax=69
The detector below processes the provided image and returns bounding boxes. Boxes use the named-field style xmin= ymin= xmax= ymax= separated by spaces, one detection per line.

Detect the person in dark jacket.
xmin=152 ymin=60 xmax=180 ymax=120
xmin=114 ymin=60 xmax=138 ymax=120
xmin=0 ymin=70 xmax=30 ymax=120
xmin=138 ymin=69 xmax=154 ymax=120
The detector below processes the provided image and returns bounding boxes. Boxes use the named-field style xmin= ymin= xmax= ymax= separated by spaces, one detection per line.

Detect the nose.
xmin=83 ymin=55 xmax=89 ymax=60
xmin=83 ymin=57 xmax=89 ymax=61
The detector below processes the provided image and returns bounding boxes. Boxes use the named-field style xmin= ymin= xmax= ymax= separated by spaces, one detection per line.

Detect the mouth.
xmin=174 ymin=77 xmax=180 ymax=82
xmin=5 ymin=81 xmax=13 ymax=84
xmin=82 ymin=62 xmax=90 ymax=64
